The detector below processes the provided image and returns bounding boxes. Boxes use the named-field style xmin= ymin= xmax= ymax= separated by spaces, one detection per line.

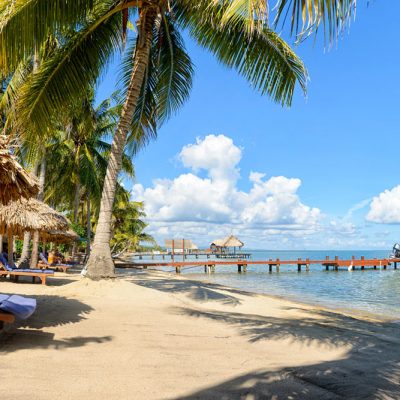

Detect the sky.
xmin=97 ymin=2 xmax=400 ymax=250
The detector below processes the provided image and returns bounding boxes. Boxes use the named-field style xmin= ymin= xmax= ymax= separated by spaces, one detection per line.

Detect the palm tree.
xmin=0 ymin=0 xmax=354 ymax=278
xmin=111 ymin=198 xmax=156 ymax=255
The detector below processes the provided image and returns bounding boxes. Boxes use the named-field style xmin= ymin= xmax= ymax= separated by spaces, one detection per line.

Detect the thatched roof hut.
xmin=0 ymin=136 xmax=39 ymax=205
xmin=211 ymin=235 xmax=244 ymax=248
xmin=41 ymin=228 xmax=80 ymax=244
xmin=0 ymin=198 xmax=69 ymax=236
xmin=223 ymin=235 xmax=244 ymax=248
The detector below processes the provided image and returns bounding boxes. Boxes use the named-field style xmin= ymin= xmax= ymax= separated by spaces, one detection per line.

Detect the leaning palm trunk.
xmin=85 ymin=7 xmax=158 ymax=279
xmin=30 ymin=157 xmax=46 ymax=268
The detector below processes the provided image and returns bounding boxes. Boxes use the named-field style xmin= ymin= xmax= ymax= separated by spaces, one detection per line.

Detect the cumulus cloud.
xmin=133 ymin=135 xmax=322 ymax=245
xmin=366 ymin=185 xmax=400 ymax=224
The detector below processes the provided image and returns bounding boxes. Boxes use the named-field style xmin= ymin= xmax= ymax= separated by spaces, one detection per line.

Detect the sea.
xmin=133 ymin=249 xmax=400 ymax=320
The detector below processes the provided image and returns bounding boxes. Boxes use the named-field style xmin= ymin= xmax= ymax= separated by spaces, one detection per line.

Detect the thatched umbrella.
xmin=41 ymin=229 xmax=80 ymax=244
xmin=0 ymin=198 xmax=69 ymax=266
xmin=223 ymin=235 xmax=244 ymax=248
xmin=0 ymin=136 xmax=39 ymax=205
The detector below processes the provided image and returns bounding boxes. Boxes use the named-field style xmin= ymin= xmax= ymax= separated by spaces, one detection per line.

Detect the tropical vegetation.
xmin=0 ymin=0 xmax=356 ymax=279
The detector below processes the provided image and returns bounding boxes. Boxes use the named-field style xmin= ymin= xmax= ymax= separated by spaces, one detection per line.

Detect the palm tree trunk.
xmin=30 ymin=157 xmax=46 ymax=268
xmin=85 ymin=7 xmax=158 ymax=279
xmin=0 ymin=235 xmax=3 ymax=253
xmin=7 ymin=228 xmax=14 ymax=268
xmin=19 ymin=231 xmax=31 ymax=268
xmin=86 ymin=190 xmax=91 ymax=257
xmin=71 ymin=182 xmax=80 ymax=258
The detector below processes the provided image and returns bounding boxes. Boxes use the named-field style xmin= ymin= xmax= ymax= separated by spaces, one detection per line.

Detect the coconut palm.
xmin=0 ymin=0 xmax=353 ymax=278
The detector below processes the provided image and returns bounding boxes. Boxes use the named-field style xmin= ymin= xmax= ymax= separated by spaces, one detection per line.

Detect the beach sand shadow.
xmin=173 ymin=306 xmax=400 ymax=399
xmin=0 ymin=294 xmax=111 ymax=353
xmin=127 ymin=273 xmax=255 ymax=306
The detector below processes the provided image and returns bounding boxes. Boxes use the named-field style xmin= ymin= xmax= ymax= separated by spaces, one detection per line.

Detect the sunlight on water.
xmin=136 ymin=250 xmax=400 ymax=319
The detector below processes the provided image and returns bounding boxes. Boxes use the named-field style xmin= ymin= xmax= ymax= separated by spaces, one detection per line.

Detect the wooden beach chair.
xmin=0 ymin=294 xmax=36 ymax=328
xmin=38 ymin=253 xmax=73 ymax=273
xmin=0 ymin=255 xmax=54 ymax=285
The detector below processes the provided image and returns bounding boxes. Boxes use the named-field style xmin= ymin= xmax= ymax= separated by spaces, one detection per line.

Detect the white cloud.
xmin=133 ymin=135 xmax=322 ymax=246
xmin=366 ymin=185 xmax=400 ymax=224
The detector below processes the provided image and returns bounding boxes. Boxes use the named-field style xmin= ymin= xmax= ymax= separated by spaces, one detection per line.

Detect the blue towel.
xmin=0 ymin=253 xmax=13 ymax=271
xmin=16 ymin=269 xmax=54 ymax=274
xmin=39 ymin=253 xmax=49 ymax=264
xmin=0 ymin=294 xmax=9 ymax=303
xmin=0 ymin=294 xmax=36 ymax=319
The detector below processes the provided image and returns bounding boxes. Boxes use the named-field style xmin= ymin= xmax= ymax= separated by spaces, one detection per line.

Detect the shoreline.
xmin=119 ymin=267 xmax=399 ymax=323
xmin=1 ymin=270 xmax=400 ymax=399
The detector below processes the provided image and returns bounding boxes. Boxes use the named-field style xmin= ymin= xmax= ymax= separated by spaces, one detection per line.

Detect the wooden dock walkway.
xmin=132 ymin=252 xmax=252 ymax=260
xmin=116 ymin=255 xmax=400 ymax=274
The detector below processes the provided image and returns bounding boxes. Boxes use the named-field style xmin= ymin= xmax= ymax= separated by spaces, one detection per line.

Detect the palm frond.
xmin=13 ymin=7 xmax=123 ymax=138
xmin=273 ymin=0 xmax=357 ymax=43
xmin=0 ymin=0 xmax=96 ymax=75
xmin=120 ymin=15 xmax=193 ymax=156
xmin=175 ymin=0 xmax=307 ymax=106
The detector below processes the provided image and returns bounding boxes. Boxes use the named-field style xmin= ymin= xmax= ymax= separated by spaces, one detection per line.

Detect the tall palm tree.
xmin=0 ymin=0 xmax=354 ymax=278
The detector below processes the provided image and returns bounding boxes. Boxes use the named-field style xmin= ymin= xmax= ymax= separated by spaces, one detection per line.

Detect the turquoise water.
xmin=134 ymin=250 xmax=400 ymax=319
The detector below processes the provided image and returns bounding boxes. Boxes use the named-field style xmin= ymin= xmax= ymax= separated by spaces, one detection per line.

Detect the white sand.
xmin=1 ymin=270 xmax=399 ymax=399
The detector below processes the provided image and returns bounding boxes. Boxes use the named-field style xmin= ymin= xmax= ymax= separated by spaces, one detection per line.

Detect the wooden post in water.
xmin=268 ymin=259 xmax=272 ymax=273
xmin=297 ymin=258 xmax=301 ymax=272
xmin=276 ymin=258 xmax=280 ymax=273
xmin=306 ymin=258 xmax=310 ymax=271
xmin=361 ymin=255 xmax=365 ymax=270
xmin=238 ymin=264 xmax=242 ymax=273
xmin=352 ymin=255 xmax=355 ymax=271
xmin=325 ymin=255 xmax=329 ymax=271
xmin=334 ymin=256 xmax=339 ymax=271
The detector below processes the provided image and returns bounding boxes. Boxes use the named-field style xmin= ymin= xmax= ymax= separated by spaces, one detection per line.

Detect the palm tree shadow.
xmin=174 ymin=306 xmax=400 ymax=399
xmin=0 ymin=294 xmax=111 ymax=353
xmin=126 ymin=273 xmax=255 ymax=306
xmin=0 ymin=329 xmax=112 ymax=352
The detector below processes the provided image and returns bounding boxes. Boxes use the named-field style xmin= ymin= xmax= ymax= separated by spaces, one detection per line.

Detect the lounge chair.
xmin=38 ymin=253 xmax=73 ymax=273
xmin=0 ymin=254 xmax=54 ymax=285
xmin=0 ymin=294 xmax=36 ymax=327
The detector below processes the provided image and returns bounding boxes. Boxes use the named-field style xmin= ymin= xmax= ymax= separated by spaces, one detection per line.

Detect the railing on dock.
xmin=115 ymin=255 xmax=400 ymax=274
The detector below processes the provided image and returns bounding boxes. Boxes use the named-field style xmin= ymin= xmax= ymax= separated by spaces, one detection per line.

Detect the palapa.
xmin=0 ymin=136 xmax=39 ymax=205
xmin=222 ymin=235 xmax=244 ymax=248
xmin=0 ymin=197 xmax=69 ymax=236
xmin=212 ymin=235 xmax=244 ymax=248
xmin=41 ymin=229 xmax=80 ymax=244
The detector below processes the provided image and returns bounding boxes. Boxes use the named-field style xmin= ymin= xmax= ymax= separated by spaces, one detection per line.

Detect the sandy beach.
xmin=1 ymin=270 xmax=399 ymax=400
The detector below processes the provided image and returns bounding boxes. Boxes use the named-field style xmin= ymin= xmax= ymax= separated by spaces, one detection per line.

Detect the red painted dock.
xmin=115 ymin=256 xmax=400 ymax=274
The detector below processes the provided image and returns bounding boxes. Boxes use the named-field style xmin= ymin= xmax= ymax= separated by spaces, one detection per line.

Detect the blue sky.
xmin=97 ymin=2 xmax=400 ymax=249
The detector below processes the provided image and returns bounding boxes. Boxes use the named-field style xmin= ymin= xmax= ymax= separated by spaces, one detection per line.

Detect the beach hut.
xmin=0 ymin=136 xmax=39 ymax=205
xmin=0 ymin=198 xmax=69 ymax=266
xmin=165 ymin=239 xmax=198 ymax=254
xmin=211 ymin=235 xmax=244 ymax=254
xmin=41 ymin=228 xmax=80 ymax=244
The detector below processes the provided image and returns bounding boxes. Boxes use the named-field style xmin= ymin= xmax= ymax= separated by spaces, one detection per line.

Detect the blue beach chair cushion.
xmin=0 ymin=254 xmax=54 ymax=274
xmin=0 ymin=294 xmax=36 ymax=319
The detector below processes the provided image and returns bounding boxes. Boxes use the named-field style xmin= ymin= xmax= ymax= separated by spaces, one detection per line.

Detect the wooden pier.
xmin=116 ymin=255 xmax=400 ymax=274
xmin=132 ymin=252 xmax=252 ymax=260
